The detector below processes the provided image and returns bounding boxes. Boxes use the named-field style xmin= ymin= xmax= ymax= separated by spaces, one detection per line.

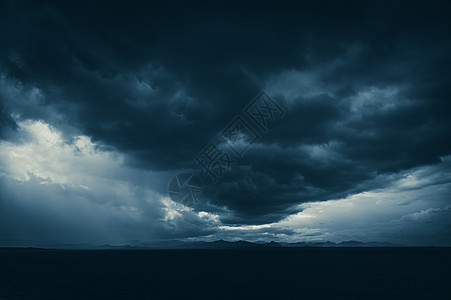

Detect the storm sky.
xmin=1 ymin=0 xmax=450 ymax=246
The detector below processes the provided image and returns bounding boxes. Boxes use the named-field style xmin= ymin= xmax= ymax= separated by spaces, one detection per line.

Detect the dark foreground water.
xmin=0 ymin=247 xmax=450 ymax=299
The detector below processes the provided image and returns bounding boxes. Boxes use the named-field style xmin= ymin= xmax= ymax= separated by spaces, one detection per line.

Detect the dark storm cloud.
xmin=0 ymin=100 xmax=17 ymax=138
xmin=1 ymin=0 xmax=451 ymax=225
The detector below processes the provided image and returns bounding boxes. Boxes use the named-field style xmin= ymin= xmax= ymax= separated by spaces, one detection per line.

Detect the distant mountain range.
xmin=0 ymin=239 xmax=407 ymax=249
xmin=126 ymin=240 xmax=406 ymax=249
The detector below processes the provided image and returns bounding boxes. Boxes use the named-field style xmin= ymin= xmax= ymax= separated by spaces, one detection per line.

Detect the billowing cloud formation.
xmin=0 ymin=119 xmax=221 ymax=244
xmin=0 ymin=0 xmax=450 ymax=245
xmin=200 ymin=157 xmax=451 ymax=246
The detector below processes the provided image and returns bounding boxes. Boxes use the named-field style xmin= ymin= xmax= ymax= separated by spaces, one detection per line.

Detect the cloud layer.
xmin=1 ymin=0 xmax=450 ymax=245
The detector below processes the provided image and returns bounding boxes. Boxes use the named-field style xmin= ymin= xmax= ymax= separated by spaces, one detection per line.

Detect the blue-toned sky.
xmin=1 ymin=0 xmax=450 ymax=246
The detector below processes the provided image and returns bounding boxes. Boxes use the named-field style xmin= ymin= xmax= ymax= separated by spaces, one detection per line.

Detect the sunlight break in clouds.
xmin=1 ymin=120 xmax=99 ymax=186
xmin=0 ymin=119 xmax=229 ymax=244
xmin=0 ymin=120 xmax=165 ymax=243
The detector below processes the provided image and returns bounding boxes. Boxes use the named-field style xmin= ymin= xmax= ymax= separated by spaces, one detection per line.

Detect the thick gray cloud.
xmin=0 ymin=0 xmax=450 ymax=245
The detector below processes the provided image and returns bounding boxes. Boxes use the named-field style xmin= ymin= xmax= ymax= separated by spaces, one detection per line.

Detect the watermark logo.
xmin=167 ymin=173 xmax=203 ymax=206
xmin=219 ymin=115 xmax=260 ymax=157
xmin=244 ymin=91 xmax=285 ymax=132
xmin=168 ymin=91 xmax=285 ymax=204
xmin=194 ymin=91 xmax=285 ymax=183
